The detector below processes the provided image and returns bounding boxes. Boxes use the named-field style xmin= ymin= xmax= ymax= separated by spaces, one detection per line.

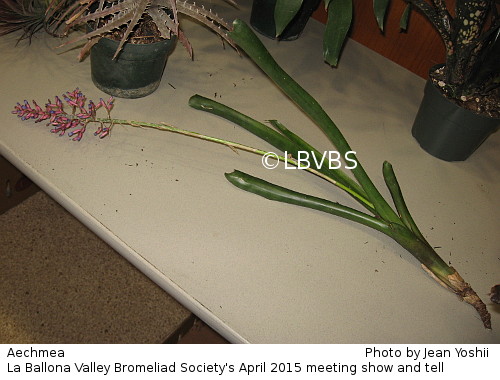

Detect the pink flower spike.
xmin=14 ymin=90 xmax=116 ymax=142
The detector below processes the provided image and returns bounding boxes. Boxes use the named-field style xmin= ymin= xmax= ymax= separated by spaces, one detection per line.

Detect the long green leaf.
xmin=323 ymin=0 xmax=353 ymax=66
xmin=274 ymin=0 xmax=304 ymax=37
xmin=225 ymin=170 xmax=390 ymax=234
xmin=382 ymin=161 xmax=429 ymax=245
xmin=373 ymin=0 xmax=390 ymax=31
xmin=226 ymin=170 xmax=453 ymax=278
xmin=227 ymin=169 xmax=454 ymax=282
xmin=189 ymin=95 xmax=297 ymax=152
xmin=399 ymin=3 xmax=411 ymax=30
xmin=228 ymin=20 xmax=401 ymax=224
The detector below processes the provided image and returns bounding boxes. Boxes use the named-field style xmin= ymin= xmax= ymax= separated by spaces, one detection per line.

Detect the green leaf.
xmin=274 ymin=0 xmax=304 ymax=37
xmin=382 ymin=161 xmax=428 ymax=245
xmin=373 ymin=0 xmax=390 ymax=31
xmin=225 ymin=170 xmax=390 ymax=234
xmin=189 ymin=95 xmax=297 ymax=153
xmin=399 ymin=3 xmax=411 ymax=31
xmin=323 ymin=0 xmax=353 ymax=66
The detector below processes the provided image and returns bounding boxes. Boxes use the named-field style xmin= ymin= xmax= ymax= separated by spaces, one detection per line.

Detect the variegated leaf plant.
xmin=401 ymin=0 xmax=499 ymax=105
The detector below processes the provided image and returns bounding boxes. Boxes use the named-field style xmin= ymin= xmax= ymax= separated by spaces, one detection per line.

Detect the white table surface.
xmin=1 ymin=1 xmax=499 ymax=343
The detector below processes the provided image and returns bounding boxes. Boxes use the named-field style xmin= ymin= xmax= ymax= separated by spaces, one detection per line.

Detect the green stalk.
xmin=227 ymin=19 xmax=401 ymax=225
xmin=94 ymin=117 xmax=369 ymax=204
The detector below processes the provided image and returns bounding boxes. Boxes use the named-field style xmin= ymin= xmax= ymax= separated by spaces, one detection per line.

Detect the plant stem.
xmin=94 ymin=117 xmax=373 ymax=207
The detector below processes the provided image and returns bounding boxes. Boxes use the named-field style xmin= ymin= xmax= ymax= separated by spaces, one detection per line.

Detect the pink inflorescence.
xmin=12 ymin=88 xmax=114 ymax=141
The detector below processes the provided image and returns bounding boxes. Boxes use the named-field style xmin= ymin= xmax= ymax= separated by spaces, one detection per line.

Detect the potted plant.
xmin=52 ymin=0 xmax=238 ymax=98
xmin=401 ymin=0 xmax=499 ymax=161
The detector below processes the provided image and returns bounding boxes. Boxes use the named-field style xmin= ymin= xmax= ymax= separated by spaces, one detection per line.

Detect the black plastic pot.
xmin=90 ymin=36 xmax=176 ymax=99
xmin=411 ymin=80 xmax=499 ymax=161
xmin=250 ymin=0 xmax=321 ymax=41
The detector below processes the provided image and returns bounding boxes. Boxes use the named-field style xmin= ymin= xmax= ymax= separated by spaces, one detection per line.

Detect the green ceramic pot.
xmin=411 ymin=79 xmax=499 ymax=161
xmin=250 ymin=0 xmax=321 ymax=41
xmin=90 ymin=36 xmax=177 ymax=99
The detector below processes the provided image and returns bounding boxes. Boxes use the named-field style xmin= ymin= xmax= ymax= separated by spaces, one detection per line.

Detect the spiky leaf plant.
xmin=0 ymin=0 xmax=45 ymax=40
xmin=55 ymin=0 xmax=238 ymax=60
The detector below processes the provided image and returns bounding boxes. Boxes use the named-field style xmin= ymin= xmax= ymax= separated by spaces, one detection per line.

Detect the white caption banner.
xmin=1 ymin=344 xmax=496 ymax=379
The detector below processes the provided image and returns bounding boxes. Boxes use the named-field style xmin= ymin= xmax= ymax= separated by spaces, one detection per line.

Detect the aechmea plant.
xmin=12 ymin=20 xmax=492 ymax=329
